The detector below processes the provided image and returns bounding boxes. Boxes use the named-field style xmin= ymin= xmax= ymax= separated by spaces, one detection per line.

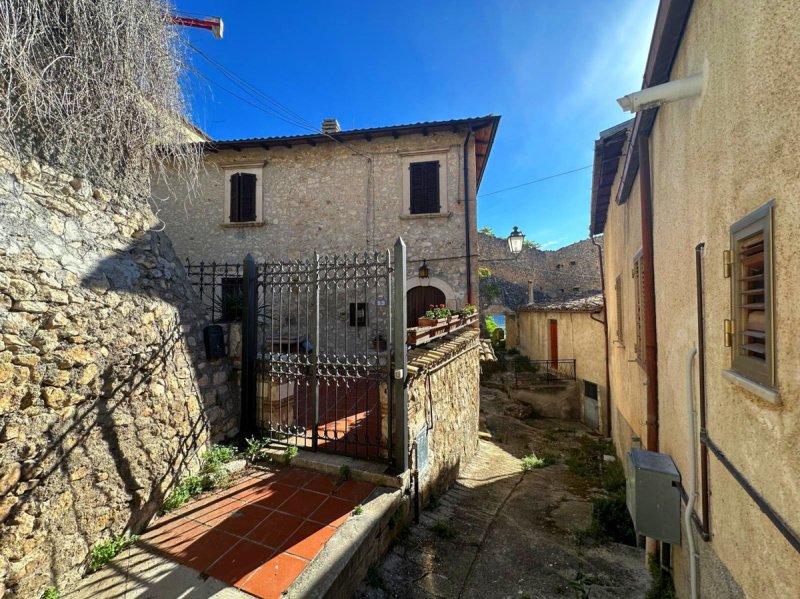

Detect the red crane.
xmin=170 ymin=14 xmax=223 ymax=39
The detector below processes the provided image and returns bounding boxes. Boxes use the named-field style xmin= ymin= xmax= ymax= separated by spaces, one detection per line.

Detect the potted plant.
xmin=419 ymin=304 xmax=451 ymax=328
xmin=460 ymin=304 xmax=479 ymax=326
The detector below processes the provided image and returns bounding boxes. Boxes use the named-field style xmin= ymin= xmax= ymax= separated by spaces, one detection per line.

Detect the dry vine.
xmin=0 ymin=0 xmax=201 ymax=197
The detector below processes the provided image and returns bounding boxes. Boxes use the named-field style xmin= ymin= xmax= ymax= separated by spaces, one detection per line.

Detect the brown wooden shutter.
xmin=410 ymin=161 xmax=440 ymax=214
xmin=229 ymin=172 xmax=241 ymax=222
xmin=239 ymin=173 xmax=257 ymax=221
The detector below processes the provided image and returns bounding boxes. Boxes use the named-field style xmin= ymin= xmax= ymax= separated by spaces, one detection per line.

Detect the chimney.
xmin=527 ymin=280 xmax=534 ymax=305
xmin=321 ymin=118 xmax=341 ymax=134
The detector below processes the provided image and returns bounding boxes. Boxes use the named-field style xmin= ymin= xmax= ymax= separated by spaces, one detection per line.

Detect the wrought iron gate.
xmin=239 ymin=241 xmax=407 ymax=465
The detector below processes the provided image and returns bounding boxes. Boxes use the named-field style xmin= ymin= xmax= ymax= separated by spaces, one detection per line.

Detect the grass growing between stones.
xmin=88 ymin=534 xmax=138 ymax=573
xmin=567 ymin=437 xmax=636 ymax=546
xmin=283 ymin=445 xmax=299 ymax=465
xmin=161 ymin=443 xmax=239 ymax=514
xmin=41 ymin=587 xmax=59 ymax=599
xmin=430 ymin=519 xmax=458 ymax=539
xmin=522 ymin=452 xmax=558 ymax=471
xmin=338 ymin=464 xmax=351 ymax=482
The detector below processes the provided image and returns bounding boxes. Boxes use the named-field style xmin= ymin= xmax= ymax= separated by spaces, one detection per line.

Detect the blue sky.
xmin=178 ymin=1 xmax=657 ymax=249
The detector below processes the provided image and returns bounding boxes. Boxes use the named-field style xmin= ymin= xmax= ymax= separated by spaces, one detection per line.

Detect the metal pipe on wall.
xmin=694 ymin=243 xmax=711 ymax=538
xmin=685 ymin=346 xmax=699 ymax=599
xmin=463 ymin=131 xmax=473 ymax=305
xmin=638 ymin=131 xmax=660 ymax=452
xmin=591 ymin=234 xmax=612 ymax=438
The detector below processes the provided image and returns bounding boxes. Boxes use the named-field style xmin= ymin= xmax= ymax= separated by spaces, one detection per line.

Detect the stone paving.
xmin=357 ymin=386 xmax=650 ymax=598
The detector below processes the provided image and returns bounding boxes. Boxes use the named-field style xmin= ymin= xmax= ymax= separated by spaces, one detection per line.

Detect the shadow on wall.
xmin=0 ymin=161 xmax=237 ymax=596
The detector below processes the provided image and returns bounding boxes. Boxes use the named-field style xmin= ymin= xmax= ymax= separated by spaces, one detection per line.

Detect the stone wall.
xmin=477 ymin=233 xmax=602 ymax=310
xmin=0 ymin=153 xmax=237 ymax=598
xmin=407 ymin=330 xmax=481 ymax=504
xmin=154 ymin=129 xmax=480 ymax=310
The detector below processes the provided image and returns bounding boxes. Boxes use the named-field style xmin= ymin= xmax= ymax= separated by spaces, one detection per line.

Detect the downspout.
xmin=695 ymin=243 xmax=711 ymax=539
xmin=590 ymin=234 xmax=612 ymax=437
xmin=638 ymin=131 xmax=659 ymax=452
xmin=463 ymin=131 xmax=473 ymax=304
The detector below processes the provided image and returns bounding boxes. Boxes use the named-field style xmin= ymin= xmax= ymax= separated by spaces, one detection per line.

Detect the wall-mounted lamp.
xmin=507 ymin=226 xmax=525 ymax=255
xmin=418 ymin=260 xmax=430 ymax=279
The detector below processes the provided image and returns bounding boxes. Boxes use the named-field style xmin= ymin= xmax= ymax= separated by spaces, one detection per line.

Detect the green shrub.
xmin=41 ymin=588 xmax=59 ymax=599
xmin=590 ymin=494 xmax=636 ymax=546
xmin=243 ymin=436 xmax=268 ymax=463
xmin=283 ymin=445 xmax=299 ymax=465
xmin=88 ymin=534 xmax=138 ymax=573
xmin=353 ymin=504 xmax=364 ymax=515
xmin=646 ymin=555 xmax=677 ymax=599
xmin=202 ymin=443 xmax=238 ymax=467
xmin=338 ymin=464 xmax=351 ymax=482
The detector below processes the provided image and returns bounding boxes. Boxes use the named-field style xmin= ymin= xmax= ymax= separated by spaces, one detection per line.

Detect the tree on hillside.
xmin=523 ymin=239 xmax=541 ymax=250
xmin=479 ymin=226 xmax=496 ymax=236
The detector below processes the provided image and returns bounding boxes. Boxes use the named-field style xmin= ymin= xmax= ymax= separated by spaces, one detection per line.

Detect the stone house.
xmin=505 ymin=294 xmax=607 ymax=431
xmin=155 ymin=116 xmax=501 ymax=325
xmin=590 ymin=1 xmax=800 ymax=596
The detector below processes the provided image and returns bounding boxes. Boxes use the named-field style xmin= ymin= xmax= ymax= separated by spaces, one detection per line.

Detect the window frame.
xmin=401 ymin=152 xmax=448 ymax=217
xmin=632 ymin=250 xmax=645 ymax=364
xmin=222 ymin=164 xmax=264 ymax=225
xmin=349 ymin=302 xmax=367 ymax=327
xmin=729 ymin=201 xmax=775 ymax=388
xmin=614 ymin=273 xmax=624 ymax=344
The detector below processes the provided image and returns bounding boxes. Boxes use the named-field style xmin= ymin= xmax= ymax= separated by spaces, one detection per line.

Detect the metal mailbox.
xmin=626 ymin=448 xmax=681 ymax=545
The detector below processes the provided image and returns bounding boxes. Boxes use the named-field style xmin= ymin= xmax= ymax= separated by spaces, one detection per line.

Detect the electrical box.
xmin=626 ymin=448 xmax=681 ymax=545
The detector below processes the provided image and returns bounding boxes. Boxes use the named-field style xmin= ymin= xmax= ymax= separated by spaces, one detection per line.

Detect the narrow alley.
xmin=357 ymin=386 xmax=650 ymax=598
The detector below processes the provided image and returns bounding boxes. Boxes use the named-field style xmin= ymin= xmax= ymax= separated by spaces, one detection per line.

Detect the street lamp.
xmin=418 ymin=260 xmax=430 ymax=279
xmin=507 ymin=226 xmax=525 ymax=255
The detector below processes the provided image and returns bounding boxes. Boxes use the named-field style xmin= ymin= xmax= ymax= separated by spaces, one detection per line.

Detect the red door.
xmin=549 ymin=319 xmax=558 ymax=368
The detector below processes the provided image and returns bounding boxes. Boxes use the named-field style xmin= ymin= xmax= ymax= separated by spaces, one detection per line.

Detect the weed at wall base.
xmin=88 ymin=534 xmax=138 ymax=573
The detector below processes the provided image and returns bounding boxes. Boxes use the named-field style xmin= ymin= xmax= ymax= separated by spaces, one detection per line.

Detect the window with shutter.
xmin=229 ymin=172 xmax=258 ymax=223
xmin=729 ymin=201 xmax=775 ymax=387
xmin=632 ymin=253 xmax=645 ymax=363
xmin=409 ymin=161 xmax=440 ymax=214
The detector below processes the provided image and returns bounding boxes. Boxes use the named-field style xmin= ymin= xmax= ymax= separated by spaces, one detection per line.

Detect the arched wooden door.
xmin=407 ymin=286 xmax=446 ymax=325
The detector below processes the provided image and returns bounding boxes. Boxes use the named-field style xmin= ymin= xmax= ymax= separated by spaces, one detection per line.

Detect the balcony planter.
xmin=448 ymin=315 xmax=464 ymax=332
xmin=419 ymin=317 xmax=447 ymax=328
xmin=463 ymin=314 xmax=479 ymax=327
xmin=407 ymin=327 xmax=430 ymax=345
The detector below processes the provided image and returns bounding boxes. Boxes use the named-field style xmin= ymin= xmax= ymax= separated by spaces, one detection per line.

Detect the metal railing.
xmin=185 ymin=260 xmax=243 ymax=323
xmin=515 ymin=359 xmax=576 ymax=385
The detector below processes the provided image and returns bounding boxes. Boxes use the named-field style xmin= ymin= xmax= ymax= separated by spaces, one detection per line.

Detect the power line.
xmin=478 ymin=165 xmax=592 ymax=197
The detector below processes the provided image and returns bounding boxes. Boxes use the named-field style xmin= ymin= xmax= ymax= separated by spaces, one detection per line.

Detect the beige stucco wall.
xmin=515 ymin=309 xmax=607 ymax=429
xmin=604 ymin=1 xmax=800 ymax=596
xmin=154 ymin=130 xmax=479 ymax=310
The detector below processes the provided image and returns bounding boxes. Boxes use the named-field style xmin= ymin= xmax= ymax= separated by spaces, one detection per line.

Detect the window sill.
xmin=400 ymin=212 xmax=452 ymax=221
xmin=721 ymin=369 xmax=780 ymax=405
xmin=220 ymin=221 xmax=265 ymax=229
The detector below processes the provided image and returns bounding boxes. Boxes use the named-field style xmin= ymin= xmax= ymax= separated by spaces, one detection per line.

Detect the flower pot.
xmin=407 ymin=328 xmax=430 ymax=345
xmin=419 ymin=317 xmax=448 ymax=328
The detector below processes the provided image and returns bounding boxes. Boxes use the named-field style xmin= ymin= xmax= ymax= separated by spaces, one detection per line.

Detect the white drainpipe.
xmin=617 ymin=73 xmax=704 ymax=113
xmin=686 ymin=346 xmax=699 ymax=599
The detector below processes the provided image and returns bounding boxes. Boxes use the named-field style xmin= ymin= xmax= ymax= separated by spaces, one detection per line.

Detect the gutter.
xmin=590 ymin=235 xmax=612 ymax=437
xmin=694 ymin=243 xmax=711 ymax=538
xmin=638 ymin=132 xmax=659 ymax=452
xmin=463 ymin=131 xmax=473 ymax=304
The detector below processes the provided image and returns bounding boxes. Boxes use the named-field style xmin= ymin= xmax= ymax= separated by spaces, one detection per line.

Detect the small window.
xmin=409 ymin=161 xmax=440 ymax=214
xmin=349 ymin=302 xmax=367 ymax=327
xmin=614 ymin=274 xmax=624 ymax=343
xmin=573 ymin=286 xmax=580 ymax=293
xmin=556 ymin=264 xmax=562 ymax=270
xmin=229 ymin=172 xmax=257 ymax=222
xmin=219 ymin=277 xmax=243 ymax=322
xmin=584 ymin=380 xmax=598 ymax=400
xmin=730 ymin=201 xmax=775 ymax=387
xmin=632 ymin=252 xmax=645 ymax=363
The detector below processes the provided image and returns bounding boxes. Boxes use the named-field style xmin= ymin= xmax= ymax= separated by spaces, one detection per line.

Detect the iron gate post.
xmin=311 ymin=252 xmax=320 ymax=452
xmin=392 ymin=238 xmax=409 ymax=471
xmin=240 ymin=254 xmax=258 ymax=444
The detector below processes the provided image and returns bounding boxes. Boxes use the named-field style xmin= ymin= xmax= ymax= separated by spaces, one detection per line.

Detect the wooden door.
xmin=549 ymin=319 xmax=558 ymax=368
xmin=407 ymin=286 xmax=446 ymax=325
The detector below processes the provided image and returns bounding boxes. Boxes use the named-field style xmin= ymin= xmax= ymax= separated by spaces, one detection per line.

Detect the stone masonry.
xmin=0 ymin=152 xmax=237 ymax=598
xmin=407 ymin=329 xmax=481 ymax=505
xmin=154 ymin=128 xmax=482 ymax=310
xmin=477 ymin=233 xmax=602 ymax=310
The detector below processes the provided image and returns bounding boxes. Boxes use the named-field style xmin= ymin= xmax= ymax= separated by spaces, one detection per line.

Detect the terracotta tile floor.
xmin=141 ymin=468 xmax=375 ymax=599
